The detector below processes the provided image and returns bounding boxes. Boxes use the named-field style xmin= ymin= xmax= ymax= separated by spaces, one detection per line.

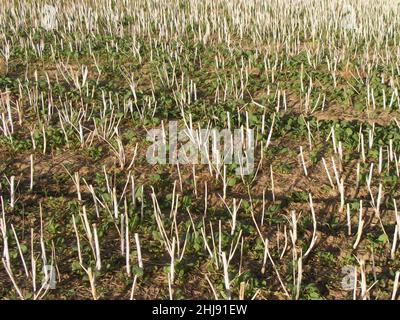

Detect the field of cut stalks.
xmin=1 ymin=0 xmax=400 ymax=300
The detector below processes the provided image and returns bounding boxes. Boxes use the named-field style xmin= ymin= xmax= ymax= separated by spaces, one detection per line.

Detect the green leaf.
xmin=132 ymin=266 xmax=144 ymax=277
xmin=227 ymin=178 xmax=237 ymax=187
xmin=377 ymin=234 xmax=388 ymax=244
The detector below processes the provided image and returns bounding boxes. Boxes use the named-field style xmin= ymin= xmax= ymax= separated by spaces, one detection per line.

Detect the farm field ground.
xmin=0 ymin=0 xmax=400 ymax=300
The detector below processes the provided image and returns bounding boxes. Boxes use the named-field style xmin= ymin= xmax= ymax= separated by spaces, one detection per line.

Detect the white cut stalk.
xmin=205 ymin=274 xmax=219 ymax=300
xmin=130 ymin=275 xmax=138 ymax=300
xmin=265 ymin=113 xmax=276 ymax=149
xmin=270 ymin=165 xmax=275 ymax=202
xmin=170 ymin=237 xmax=176 ymax=284
xmin=192 ymin=164 xmax=198 ymax=197
xmin=74 ymin=172 xmax=82 ymax=201
xmin=218 ymin=220 xmax=222 ymax=260
xmin=346 ymin=203 xmax=351 ymax=236
xmin=80 ymin=206 xmax=95 ymax=257
xmin=200 ymin=225 xmax=217 ymax=267
xmin=125 ymin=211 xmax=130 ymax=276
xmin=31 ymin=228 xmax=37 ymax=293
xmin=169 ymin=181 xmax=177 ymax=219
xmin=221 ymin=252 xmax=231 ymax=300
xmin=176 ymin=163 xmax=183 ymax=192
xmin=167 ymin=272 xmax=174 ymax=300
xmin=231 ymin=199 xmax=238 ymax=236
xmin=222 ymin=165 xmax=227 ymax=200
xmin=391 ymin=225 xmax=398 ymax=260
xmin=359 ymin=259 xmax=368 ymax=300
xmin=295 ymin=252 xmax=303 ymax=300
xmin=389 ymin=139 xmax=394 ymax=161
xmin=305 ymin=120 xmax=312 ymax=150
xmin=2 ymin=258 xmax=24 ymax=299
xmin=11 ymin=224 xmax=29 ymax=277
xmin=113 ymin=187 xmax=118 ymax=219
xmin=239 ymin=237 xmax=244 ymax=273
xmin=338 ymin=141 xmax=343 ymax=165
xmin=72 ymin=215 xmax=83 ymax=265
xmin=1 ymin=198 xmax=10 ymax=270
xmin=30 ymin=154 xmax=34 ymax=190
xmin=261 ymin=189 xmax=266 ymax=226
xmin=395 ymin=199 xmax=400 ymax=240
xmin=331 ymin=157 xmax=341 ymax=189
xmin=39 ymin=203 xmax=47 ymax=266
xmin=204 ymin=181 xmax=208 ymax=217
xmin=304 ymin=193 xmax=317 ymax=257
xmin=353 ymin=201 xmax=364 ymax=250
xmin=339 ymin=178 xmax=345 ymax=212
xmin=93 ymin=224 xmax=101 ymax=271
xmin=280 ymin=226 xmax=288 ymax=260
xmin=330 ymin=127 xmax=337 ymax=154
xmin=322 ymin=158 xmax=334 ymax=188
xmin=261 ymin=238 xmax=268 ymax=274
xmin=392 ymin=271 xmax=400 ymax=300
xmin=264 ymin=239 xmax=290 ymax=298
xmin=120 ymin=215 xmax=125 ymax=255
xmin=10 ymin=175 xmax=15 ymax=208
xmin=87 ymin=267 xmax=97 ymax=300
xmin=239 ymin=282 xmax=246 ymax=300
xmin=42 ymin=125 xmax=46 ymax=154
xmin=228 ymin=230 xmax=242 ymax=264
xmin=299 ymin=146 xmax=308 ymax=176
xmin=134 ymin=233 xmax=143 ymax=269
